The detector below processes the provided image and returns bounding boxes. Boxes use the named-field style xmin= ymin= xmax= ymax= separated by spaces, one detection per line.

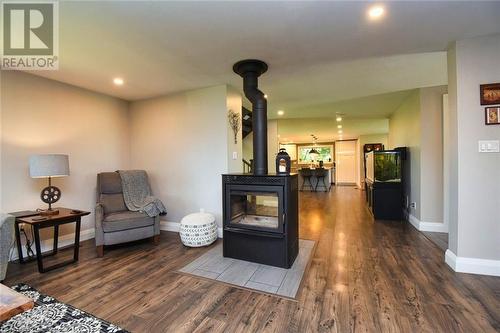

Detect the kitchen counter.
xmin=297 ymin=167 xmax=333 ymax=191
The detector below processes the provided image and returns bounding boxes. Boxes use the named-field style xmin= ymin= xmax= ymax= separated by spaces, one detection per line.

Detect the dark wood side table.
xmin=14 ymin=208 xmax=90 ymax=273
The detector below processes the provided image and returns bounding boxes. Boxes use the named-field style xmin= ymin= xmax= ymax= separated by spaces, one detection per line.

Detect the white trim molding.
xmin=160 ymin=221 xmax=223 ymax=238
xmin=408 ymin=214 xmax=448 ymax=233
xmin=445 ymin=249 xmax=500 ymax=277
xmin=10 ymin=228 xmax=95 ymax=262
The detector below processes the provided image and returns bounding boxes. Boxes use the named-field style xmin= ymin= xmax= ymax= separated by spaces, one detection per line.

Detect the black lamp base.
xmin=39 ymin=178 xmax=61 ymax=216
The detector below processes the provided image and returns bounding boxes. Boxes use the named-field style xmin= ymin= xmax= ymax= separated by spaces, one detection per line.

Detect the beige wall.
xmin=129 ymin=85 xmax=239 ymax=226
xmin=388 ymin=89 xmax=422 ymax=219
xmin=268 ymin=120 xmax=279 ymax=173
xmin=242 ymin=132 xmax=253 ymax=162
xmin=1 ymin=71 xmax=130 ymax=235
xmin=447 ymin=34 xmax=500 ymax=261
xmin=420 ymin=86 xmax=447 ymax=223
xmin=388 ymin=87 xmax=447 ymax=223
xmin=226 ymin=86 xmax=243 ymax=173
xmin=241 ymin=120 xmax=280 ymax=174
xmin=447 ymin=46 xmax=459 ymax=254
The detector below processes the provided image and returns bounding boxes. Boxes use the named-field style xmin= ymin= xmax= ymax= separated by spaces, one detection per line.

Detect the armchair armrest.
xmin=95 ymin=203 xmax=105 ymax=246
xmin=0 ymin=214 xmax=15 ymax=281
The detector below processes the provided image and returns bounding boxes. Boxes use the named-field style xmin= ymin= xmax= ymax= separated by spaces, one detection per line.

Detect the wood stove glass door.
xmin=227 ymin=185 xmax=284 ymax=234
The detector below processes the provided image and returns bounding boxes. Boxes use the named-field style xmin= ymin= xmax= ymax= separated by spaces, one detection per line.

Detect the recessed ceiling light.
xmin=336 ymin=116 xmax=342 ymax=122
xmin=368 ymin=5 xmax=385 ymax=20
xmin=113 ymin=77 xmax=124 ymax=85
xmin=337 ymin=125 xmax=342 ymax=129
xmin=338 ymin=130 xmax=343 ymax=134
xmin=277 ymin=110 xmax=285 ymax=116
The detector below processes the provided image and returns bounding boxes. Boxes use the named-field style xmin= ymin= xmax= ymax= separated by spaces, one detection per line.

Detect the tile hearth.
xmin=178 ymin=239 xmax=315 ymax=298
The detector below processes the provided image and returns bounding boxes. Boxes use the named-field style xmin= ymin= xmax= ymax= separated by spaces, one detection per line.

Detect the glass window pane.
xmin=230 ymin=191 xmax=279 ymax=229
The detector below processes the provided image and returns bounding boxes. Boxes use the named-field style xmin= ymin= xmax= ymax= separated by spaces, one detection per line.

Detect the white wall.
xmin=1 ymin=71 xmax=130 ymax=235
xmin=447 ymin=34 xmax=500 ymax=264
xmin=129 ymin=85 xmax=240 ymax=227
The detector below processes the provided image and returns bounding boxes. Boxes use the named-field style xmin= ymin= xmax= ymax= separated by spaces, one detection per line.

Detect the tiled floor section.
xmin=179 ymin=239 xmax=315 ymax=298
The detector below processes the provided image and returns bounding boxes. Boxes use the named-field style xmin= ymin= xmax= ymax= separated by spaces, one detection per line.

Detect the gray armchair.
xmin=95 ymin=172 xmax=160 ymax=257
xmin=1 ymin=213 xmax=15 ymax=281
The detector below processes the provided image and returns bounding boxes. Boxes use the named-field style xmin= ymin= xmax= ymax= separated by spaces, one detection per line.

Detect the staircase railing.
xmin=242 ymin=159 xmax=253 ymax=174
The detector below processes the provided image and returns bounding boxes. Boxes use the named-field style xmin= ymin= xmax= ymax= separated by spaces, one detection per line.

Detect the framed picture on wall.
xmin=485 ymin=107 xmax=500 ymax=125
xmin=480 ymin=83 xmax=500 ymax=105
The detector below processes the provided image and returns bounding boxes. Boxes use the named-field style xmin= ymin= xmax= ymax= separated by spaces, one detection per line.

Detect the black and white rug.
xmin=0 ymin=284 xmax=128 ymax=333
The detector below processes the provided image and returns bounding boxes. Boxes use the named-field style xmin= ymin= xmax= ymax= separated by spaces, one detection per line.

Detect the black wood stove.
xmin=222 ymin=59 xmax=299 ymax=268
xmin=222 ymin=173 xmax=298 ymax=268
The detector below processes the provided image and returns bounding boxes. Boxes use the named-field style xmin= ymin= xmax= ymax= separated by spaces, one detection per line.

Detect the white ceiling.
xmin=30 ymin=1 xmax=500 ymax=119
xmin=278 ymin=117 xmax=390 ymax=143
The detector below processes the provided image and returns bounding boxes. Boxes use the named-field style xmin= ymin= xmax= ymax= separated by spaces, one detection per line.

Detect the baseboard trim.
xmin=408 ymin=214 xmax=448 ymax=233
xmin=9 ymin=228 xmax=95 ymax=262
xmin=160 ymin=221 xmax=223 ymax=238
xmin=445 ymin=249 xmax=500 ymax=277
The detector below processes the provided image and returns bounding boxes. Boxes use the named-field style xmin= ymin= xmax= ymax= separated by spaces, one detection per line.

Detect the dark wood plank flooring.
xmin=5 ymin=187 xmax=500 ymax=332
xmin=422 ymin=231 xmax=449 ymax=251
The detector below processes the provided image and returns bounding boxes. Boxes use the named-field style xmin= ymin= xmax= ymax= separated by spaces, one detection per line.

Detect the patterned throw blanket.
xmin=118 ymin=170 xmax=167 ymax=217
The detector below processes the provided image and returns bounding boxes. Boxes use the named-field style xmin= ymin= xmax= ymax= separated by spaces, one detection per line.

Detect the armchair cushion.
xmin=103 ymin=211 xmax=154 ymax=233
xmin=98 ymin=172 xmax=123 ymax=194
xmin=100 ymin=193 xmax=127 ymax=215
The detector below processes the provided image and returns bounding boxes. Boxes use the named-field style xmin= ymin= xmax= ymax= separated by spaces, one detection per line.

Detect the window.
xmin=298 ymin=145 xmax=333 ymax=164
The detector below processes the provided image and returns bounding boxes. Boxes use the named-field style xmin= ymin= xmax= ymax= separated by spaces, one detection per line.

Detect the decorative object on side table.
xmin=29 ymin=154 xmax=70 ymax=216
xmin=276 ymin=148 xmax=291 ymax=174
xmin=480 ymin=83 xmax=500 ymax=105
xmin=180 ymin=211 xmax=217 ymax=247
xmin=485 ymin=106 xmax=500 ymax=125
xmin=227 ymin=109 xmax=241 ymax=144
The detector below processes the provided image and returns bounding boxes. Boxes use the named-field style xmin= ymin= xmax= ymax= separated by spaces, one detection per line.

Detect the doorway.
xmin=335 ymin=140 xmax=357 ymax=185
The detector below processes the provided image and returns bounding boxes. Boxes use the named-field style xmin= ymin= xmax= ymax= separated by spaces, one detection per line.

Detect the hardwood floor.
xmin=422 ymin=231 xmax=449 ymax=251
xmin=5 ymin=187 xmax=500 ymax=332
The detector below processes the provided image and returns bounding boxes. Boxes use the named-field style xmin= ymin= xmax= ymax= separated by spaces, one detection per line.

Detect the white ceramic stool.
xmin=179 ymin=212 xmax=217 ymax=247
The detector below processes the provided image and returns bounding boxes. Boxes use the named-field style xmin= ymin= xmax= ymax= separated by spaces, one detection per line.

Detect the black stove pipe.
xmin=233 ymin=59 xmax=268 ymax=175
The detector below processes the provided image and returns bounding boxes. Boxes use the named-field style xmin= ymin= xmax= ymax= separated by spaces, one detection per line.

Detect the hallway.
xmin=5 ymin=187 xmax=500 ymax=332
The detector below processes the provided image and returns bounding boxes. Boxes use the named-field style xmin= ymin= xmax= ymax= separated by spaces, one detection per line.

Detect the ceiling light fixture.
xmin=338 ymin=130 xmax=343 ymax=134
xmin=368 ymin=5 xmax=385 ymax=20
xmin=337 ymin=125 xmax=342 ymax=129
xmin=336 ymin=116 xmax=342 ymax=122
xmin=277 ymin=110 xmax=285 ymax=116
xmin=264 ymin=94 xmax=268 ymax=99
xmin=113 ymin=78 xmax=124 ymax=86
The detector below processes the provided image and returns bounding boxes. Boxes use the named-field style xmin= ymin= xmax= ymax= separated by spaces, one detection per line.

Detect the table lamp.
xmin=29 ymin=154 xmax=70 ymax=216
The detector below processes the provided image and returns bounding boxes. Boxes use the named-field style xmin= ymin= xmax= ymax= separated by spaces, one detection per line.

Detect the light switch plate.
xmin=232 ymin=151 xmax=238 ymax=160
xmin=478 ymin=140 xmax=500 ymax=153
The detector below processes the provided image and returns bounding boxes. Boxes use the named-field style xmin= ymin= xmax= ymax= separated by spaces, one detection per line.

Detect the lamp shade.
xmin=309 ymin=148 xmax=319 ymax=157
xmin=29 ymin=154 xmax=70 ymax=178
